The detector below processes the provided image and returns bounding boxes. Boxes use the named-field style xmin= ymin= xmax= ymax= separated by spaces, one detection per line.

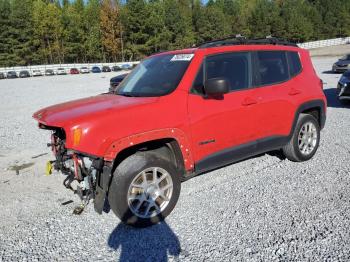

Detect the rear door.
xmin=250 ymin=50 xmax=297 ymax=139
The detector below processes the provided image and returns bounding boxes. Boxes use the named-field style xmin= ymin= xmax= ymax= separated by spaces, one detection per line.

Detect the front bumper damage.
xmin=43 ymin=125 xmax=113 ymax=214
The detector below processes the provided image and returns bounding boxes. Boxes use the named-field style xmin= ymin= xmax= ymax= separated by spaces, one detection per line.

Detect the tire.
xmin=282 ymin=113 xmax=320 ymax=162
xmin=108 ymin=151 xmax=181 ymax=227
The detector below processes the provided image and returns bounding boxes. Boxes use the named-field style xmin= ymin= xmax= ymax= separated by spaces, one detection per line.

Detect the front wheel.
xmin=108 ymin=152 xmax=181 ymax=227
xmin=282 ymin=113 xmax=320 ymax=162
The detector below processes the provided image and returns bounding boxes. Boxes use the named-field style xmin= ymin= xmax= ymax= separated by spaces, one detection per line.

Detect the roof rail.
xmin=198 ymin=35 xmax=297 ymax=48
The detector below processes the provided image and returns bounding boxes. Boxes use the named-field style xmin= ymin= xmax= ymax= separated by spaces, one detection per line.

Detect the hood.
xmin=33 ymin=94 xmax=158 ymax=127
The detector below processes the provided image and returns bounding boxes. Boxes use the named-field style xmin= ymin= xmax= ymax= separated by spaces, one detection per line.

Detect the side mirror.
xmin=204 ymin=78 xmax=229 ymax=96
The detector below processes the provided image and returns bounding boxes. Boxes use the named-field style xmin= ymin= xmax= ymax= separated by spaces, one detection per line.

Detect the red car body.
xmin=33 ymin=40 xmax=327 ymax=225
xmin=34 ymin=45 xmax=326 ymax=171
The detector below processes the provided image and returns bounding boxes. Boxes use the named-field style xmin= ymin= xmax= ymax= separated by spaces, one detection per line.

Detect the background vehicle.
xmin=109 ymin=73 xmax=128 ymax=92
xmin=80 ymin=67 xmax=89 ymax=74
xmin=57 ymin=68 xmax=67 ymax=75
xmin=19 ymin=70 xmax=31 ymax=78
xmin=6 ymin=71 xmax=17 ymax=78
xmin=32 ymin=70 xmax=43 ymax=77
xmin=332 ymin=54 xmax=350 ymax=73
xmin=45 ymin=69 xmax=55 ymax=76
xmin=91 ymin=66 xmax=101 ymax=73
xmin=102 ymin=66 xmax=111 ymax=72
xmin=0 ymin=72 xmax=5 ymax=79
xmin=112 ymin=65 xmax=122 ymax=71
xmin=70 ymin=68 xmax=79 ymax=74
xmin=337 ymin=70 xmax=350 ymax=103
xmin=121 ymin=64 xmax=132 ymax=70
xmin=33 ymin=37 xmax=326 ymax=228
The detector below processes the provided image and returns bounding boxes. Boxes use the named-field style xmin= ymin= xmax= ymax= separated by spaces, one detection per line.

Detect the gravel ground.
xmin=0 ymin=58 xmax=350 ymax=261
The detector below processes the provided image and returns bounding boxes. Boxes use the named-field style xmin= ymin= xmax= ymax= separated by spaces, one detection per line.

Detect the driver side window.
xmin=190 ymin=52 xmax=251 ymax=95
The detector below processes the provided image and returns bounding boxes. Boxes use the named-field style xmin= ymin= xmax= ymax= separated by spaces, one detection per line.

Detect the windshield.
xmin=115 ymin=53 xmax=193 ymax=97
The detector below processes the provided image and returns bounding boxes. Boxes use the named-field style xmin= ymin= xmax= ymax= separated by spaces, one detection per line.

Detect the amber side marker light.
xmin=73 ymin=128 xmax=82 ymax=146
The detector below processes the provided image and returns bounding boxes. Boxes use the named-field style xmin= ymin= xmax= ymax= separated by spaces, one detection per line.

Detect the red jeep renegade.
xmin=33 ymin=37 xmax=326 ymax=227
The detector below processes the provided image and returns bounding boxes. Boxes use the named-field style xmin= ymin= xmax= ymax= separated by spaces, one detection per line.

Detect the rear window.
xmin=287 ymin=51 xmax=302 ymax=77
xmin=256 ymin=51 xmax=289 ymax=86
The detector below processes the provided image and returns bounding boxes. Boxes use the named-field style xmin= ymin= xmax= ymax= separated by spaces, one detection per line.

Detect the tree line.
xmin=0 ymin=0 xmax=349 ymax=67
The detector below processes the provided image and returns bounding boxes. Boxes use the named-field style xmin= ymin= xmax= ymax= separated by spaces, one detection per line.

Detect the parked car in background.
xmin=121 ymin=64 xmax=132 ymax=70
xmin=102 ymin=66 xmax=111 ymax=72
xmin=19 ymin=70 xmax=31 ymax=78
xmin=80 ymin=67 xmax=89 ymax=74
xmin=70 ymin=68 xmax=79 ymax=74
xmin=337 ymin=70 xmax=350 ymax=103
xmin=0 ymin=72 xmax=6 ymax=79
xmin=45 ymin=69 xmax=55 ymax=76
xmin=112 ymin=65 xmax=122 ymax=71
xmin=332 ymin=54 xmax=350 ymax=73
xmin=57 ymin=68 xmax=67 ymax=75
xmin=32 ymin=70 xmax=43 ymax=77
xmin=91 ymin=66 xmax=101 ymax=73
xmin=33 ymin=37 xmax=327 ymax=227
xmin=109 ymin=73 xmax=128 ymax=92
xmin=6 ymin=71 xmax=17 ymax=79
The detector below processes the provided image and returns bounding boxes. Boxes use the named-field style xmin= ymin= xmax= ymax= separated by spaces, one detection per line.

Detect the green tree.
xmin=8 ymin=0 xmax=34 ymax=66
xmin=280 ymin=0 xmax=314 ymax=42
xmin=0 ymin=0 xmax=11 ymax=67
xmin=84 ymin=0 xmax=102 ymax=62
xmin=249 ymin=0 xmax=284 ymax=38
xmin=100 ymin=0 xmax=123 ymax=62
xmin=196 ymin=3 xmax=230 ymax=43
xmin=163 ymin=0 xmax=195 ymax=49
xmin=63 ymin=2 xmax=86 ymax=62
xmin=122 ymin=0 xmax=150 ymax=60
xmin=32 ymin=0 xmax=64 ymax=64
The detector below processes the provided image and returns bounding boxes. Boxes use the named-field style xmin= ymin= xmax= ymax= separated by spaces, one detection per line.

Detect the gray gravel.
xmin=0 ymin=58 xmax=350 ymax=261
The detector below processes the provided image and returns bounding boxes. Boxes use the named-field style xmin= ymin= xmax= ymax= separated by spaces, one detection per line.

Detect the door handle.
xmin=289 ymin=88 xmax=301 ymax=96
xmin=242 ymin=97 xmax=257 ymax=106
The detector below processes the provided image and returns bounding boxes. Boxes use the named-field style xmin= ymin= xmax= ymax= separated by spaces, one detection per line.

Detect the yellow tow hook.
xmin=45 ymin=161 xmax=53 ymax=176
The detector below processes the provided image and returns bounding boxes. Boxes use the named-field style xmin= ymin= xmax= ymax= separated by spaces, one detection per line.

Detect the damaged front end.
xmin=40 ymin=123 xmax=112 ymax=214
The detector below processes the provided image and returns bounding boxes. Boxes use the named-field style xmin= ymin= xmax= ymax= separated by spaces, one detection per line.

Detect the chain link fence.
xmin=298 ymin=37 xmax=350 ymax=49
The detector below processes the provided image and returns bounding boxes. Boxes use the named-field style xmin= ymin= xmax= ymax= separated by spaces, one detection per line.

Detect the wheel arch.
xmin=292 ymin=99 xmax=326 ymax=134
xmin=103 ymin=128 xmax=194 ymax=174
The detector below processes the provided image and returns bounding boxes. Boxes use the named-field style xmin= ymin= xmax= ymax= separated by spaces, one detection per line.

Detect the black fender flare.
xmin=289 ymin=99 xmax=326 ymax=136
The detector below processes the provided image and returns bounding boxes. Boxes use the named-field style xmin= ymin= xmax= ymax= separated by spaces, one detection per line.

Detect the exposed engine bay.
xmin=41 ymin=124 xmax=110 ymax=214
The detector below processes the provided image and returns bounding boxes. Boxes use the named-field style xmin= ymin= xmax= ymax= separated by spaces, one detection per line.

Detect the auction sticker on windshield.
xmin=170 ymin=54 xmax=194 ymax=61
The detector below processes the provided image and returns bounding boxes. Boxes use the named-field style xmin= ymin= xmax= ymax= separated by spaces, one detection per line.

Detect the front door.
xmin=188 ymin=51 xmax=259 ymax=169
